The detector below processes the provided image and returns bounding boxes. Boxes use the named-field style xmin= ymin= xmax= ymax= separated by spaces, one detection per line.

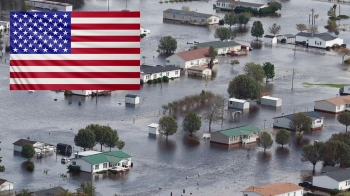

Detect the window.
xmin=175 ymin=71 xmax=179 ymax=75
xmin=173 ymin=14 xmax=175 ymax=18
xmin=72 ymin=161 xmax=76 ymax=165
xmin=146 ymin=75 xmax=150 ymax=80
xmin=201 ymin=19 xmax=205 ymax=23
xmin=244 ymin=194 xmax=248 ymax=196
xmin=95 ymin=164 xmax=99 ymax=170
xmin=182 ymin=16 xmax=184 ymax=19
xmin=103 ymin=163 xmax=108 ymax=168
xmin=166 ymin=60 xmax=170 ymax=63
xmin=166 ymin=72 xmax=169 ymax=76
xmin=153 ymin=74 xmax=157 ymax=79
xmin=294 ymin=192 xmax=296 ymax=196
xmin=316 ymin=119 xmax=321 ymax=123
xmin=337 ymin=105 xmax=341 ymax=110
xmin=191 ymin=61 xmax=194 ymax=65
xmin=229 ymin=101 xmax=232 ymax=104
xmin=230 ymin=137 xmax=234 ymax=142
xmin=315 ymin=41 xmax=317 ymax=44
xmin=159 ymin=74 xmax=162 ymax=77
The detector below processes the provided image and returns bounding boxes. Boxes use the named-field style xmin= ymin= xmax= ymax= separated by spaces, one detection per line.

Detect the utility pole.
xmin=161 ymin=65 xmax=164 ymax=89
xmin=96 ymin=90 xmax=98 ymax=104
xmin=221 ymin=95 xmax=225 ymax=128
xmin=291 ymin=68 xmax=295 ymax=90
xmin=126 ymin=0 xmax=128 ymax=10
xmin=108 ymin=0 xmax=109 ymax=11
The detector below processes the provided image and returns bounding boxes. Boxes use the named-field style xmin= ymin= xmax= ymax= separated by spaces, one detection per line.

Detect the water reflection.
xmin=275 ymin=147 xmax=290 ymax=160
xmin=157 ymin=137 xmax=177 ymax=153
xmin=250 ymin=41 xmax=263 ymax=49
xmin=182 ymin=135 xmax=200 ymax=147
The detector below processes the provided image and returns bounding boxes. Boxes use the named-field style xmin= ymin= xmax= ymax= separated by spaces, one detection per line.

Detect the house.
xmin=125 ymin=94 xmax=140 ymax=105
xmin=264 ymin=35 xmax=277 ymax=44
xmin=74 ymin=150 xmax=102 ymax=158
xmin=210 ymin=125 xmax=260 ymax=145
xmin=242 ymin=182 xmax=303 ymax=196
xmin=166 ymin=47 xmax=218 ymax=69
xmin=25 ymin=0 xmax=73 ymax=11
xmin=0 ymin=178 xmax=14 ymax=192
xmin=141 ymin=65 xmax=181 ymax=82
xmin=31 ymin=186 xmax=66 ymax=196
xmin=69 ymin=151 xmax=132 ymax=173
xmin=0 ymin=21 xmax=9 ymax=32
xmin=140 ymin=27 xmax=150 ymax=34
xmin=13 ymin=139 xmax=55 ymax=153
xmin=148 ymin=123 xmax=160 ymax=136
xmin=187 ymin=66 xmax=212 ymax=77
xmin=191 ymin=40 xmax=242 ymax=55
xmin=56 ymin=143 xmax=72 ymax=154
xmin=277 ymin=34 xmax=295 ymax=43
xmin=313 ymin=169 xmax=350 ymax=190
xmin=314 ymin=95 xmax=350 ymax=114
xmin=261 ymin=96 xmax=282 ymax=107
xmin=295 ymin=32 xmax=343 ymax=48
xmin=321 ymin=166 xmax=344 ymax=174
xmin=163 ymin=9 xmax=220 ymax=25
xmin=273 ymin=111 xmax=324 ymax=131
xmin=214 ymin=0 xmax=267 ymax=11
xmin=228 ymin=98 xmax=250 ymax=110
xmin=71 ymin=90 xmax=111 ymax=96
xmin=342 ymin=85 xmax=350 ymax=95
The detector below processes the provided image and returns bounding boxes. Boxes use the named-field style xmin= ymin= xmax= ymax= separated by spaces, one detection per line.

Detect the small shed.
xmin=277 ymin=34 xmax=295 ymax=43
xmin=264 ymin=35 xmax=277 ymax=44
xmin=261 ymin=96 xmax=282 ymax=107
xmin=228 ymin=98 xmax=249 ymax=109
xmin=187 ymin=66 xmax=212 ymax=77
xmin=148 ymin=123 xmax=160 ymax=135
xmin=56 ymin=143 xmax=72 ymax=154
xmin=125 ymin=94 xmax=140 ymax=105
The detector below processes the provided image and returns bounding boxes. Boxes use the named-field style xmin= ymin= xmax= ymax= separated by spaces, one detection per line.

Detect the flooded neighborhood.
xmin=1 ymin=0 xmax=350 ymax=195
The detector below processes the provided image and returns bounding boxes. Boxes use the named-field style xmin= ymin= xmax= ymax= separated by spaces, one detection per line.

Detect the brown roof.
xmin=176 ymin=47 xmax=210 ymax=61
xmin=13 ymin=139 xmax=37 ymax=146
xmin=315 ymin=95 xmax=350 ymax=105
xmin=243 ymin=183 xmax=303 ymax=196
xmin=0 ymin=178 xmax=7 ymax=185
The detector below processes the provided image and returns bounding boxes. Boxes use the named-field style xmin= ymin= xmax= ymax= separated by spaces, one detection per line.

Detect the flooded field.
xmin=0 ymin=0 xmax=350 ymax=195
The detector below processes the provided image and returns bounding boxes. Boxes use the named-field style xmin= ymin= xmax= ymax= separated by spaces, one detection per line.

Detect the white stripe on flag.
xmin=10 ymin=78 xmax=140 ymax=84
xmin=10 ymin=54 xmax=140 ymax=60
xmin=10 ymin=66 xmax=140 ymax=73
xmin=71 ymin=30 xmax=141 ymax=36
xmin=71 ymin=18 xmax=140 ymax=24
xmin=71 ymin=42 xmax=140 ymax=48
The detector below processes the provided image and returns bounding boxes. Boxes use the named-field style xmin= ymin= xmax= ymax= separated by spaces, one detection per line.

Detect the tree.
xmin=207 ymin=46 xmax=218 ymax=69
xmin=268 ymin=1 xmax=282 ymax=12
xmin=104 ymin=130 xmax=119 ymax=151
xmin=275 ymin=129 xmax=290 ymax=148
xmin=86 ymin=124 xmax=108 ymax=152
xmin=224 ymin=13 xmax=237 ymax=28
xmin=181 ymin=6 xmax=190 ymax=11
xmin=0 ymin=135 xmax=4 ymax=172
xmin=229 ymin=0 xmax=238 ymax=10
xmin=227 ymin=75 xmax=259 ymax=99
xmin=308 ymin=26 xmax=318 ymax=35
xmin=251 ymin=21 xmax=264 ymax=40
xmin=16 ymin=189 xmax=31 ymax=196
xmin=183 ymin=111 xmax=202 ymax=136
xmin=76 ymin=182 xmax=96 ymax=196
xmin=214 ymin=27 xmax=232 ymax=41
xmin=289 ymin=112 xmax=313 ymax=132
xmin=159 ymin=116 xmax=178 ymax=139
xmin=158 ymin=36 xmax=177 ymax=54
xmin=262 ymin=62 xmax=275 ymax=82
xmin=296 ymin=24 xmax=308 ymax=32
xmin=268 ymin=23 xmax=281 ymax=36
xmin=330 ymin=132 xmax=350 ymax=147
xmin=337 ymin=111 xmax=350 ymax=132
xmin=258 ymin=132 xmax=273 ymax=153
xmin=21 ymin=144 xmax=35 ymax=161
xmin=116 ymin=140 xmax=125 ymax=150
xmin=237 ymin=12 xmax=251 ymax=26
xmin=302 ymin=144 xmax=323 ymax=173
xmin=244 ymin=62 xmax=265 ymax=84
xmin=204 ymin=95 xmax=224 ymax=133
xmin=74 ymin=128 xmax=96 ymax=151
xmin=327 ymin=7 xmax=336 ymax=18
xmin=325 ymin=20 xmax=338 ymax=32
xmin=322 ymin=140 xmax=350 ymax=166
xmin=336 ymin=47 xmax=350 ymax=64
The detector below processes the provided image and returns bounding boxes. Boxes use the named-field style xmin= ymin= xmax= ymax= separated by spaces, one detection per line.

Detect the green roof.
xmin=81 ymin=150 xmax=131 ymax=164
xmin=218 ymin=125 xmax=260 ymax=137
xmin=103 ymin=151 xmax=132 ymax=158
xmin=194 ymin=41 xmax=241 ymax=49
xmin=82 ymin=153 xmax=109 ymax=164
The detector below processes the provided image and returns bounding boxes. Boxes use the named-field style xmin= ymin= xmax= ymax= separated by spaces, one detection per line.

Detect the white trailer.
xmin=261 ymin=96 xmax=282 ymax=107
xmin=148 ymin=123 xmax=159 ymax=136
xmin=125 ymin=94 xmax=140 ymax=105
xmin=228 ymin=98 xmax=249 ymax=109
xmin=25 ymin=0 xmax=73 ymax=11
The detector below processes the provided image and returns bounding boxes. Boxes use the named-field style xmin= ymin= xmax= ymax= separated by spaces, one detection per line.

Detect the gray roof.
xmin=296 ymin=32 xmax=337 ymax=41
xmin=141 ymin=65 xmax=180 ymax=74
xmin=194 ymin=40 xmax=241 ymax=49
xmin=125 ymin=94 xmax=138 ymax=98
xmin=163 ymin=9 xmax=215 ymax=18
xmin=264 ymin=35 xmax=275 ymax=38
xmin=216 ymin=0 xmax=266 ymax=7
xmin=32 ymin=186 xmax=66 ymax=196
xmin=320 ymin=169 xmax=350 ymax=182
xmin=321 ymin=166 xmax=344 ymax=174
xmin=279 ymin=34 xmax=295 ymax=38
xmin=273 ymin=111 xmax=323 ymax=120
xmin=13 ymin=139 xmax=37 ymax=146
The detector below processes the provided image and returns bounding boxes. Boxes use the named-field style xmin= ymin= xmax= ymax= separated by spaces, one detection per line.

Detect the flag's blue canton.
xmin=10 ymin=12 xmax=72 ymax=54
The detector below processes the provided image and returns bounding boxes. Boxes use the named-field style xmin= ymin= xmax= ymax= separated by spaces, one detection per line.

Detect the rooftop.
xmin=261 ymin=96 xmax=280 ymax=100
xmin=27 ymin=0 xmax=72 ymax=6
xmin=321 ymin=166 xmax=344 ymax=174
xmin=296 ymin=32 xmax=339 ymax=41
xmin=80 ymin=151 xmax=132 ymax=165
xmin=229 ymin=98 xmax=248 ymax=103
xmin=264 ymin=35 xmax=275 ymax=38
xmin=148 ymin=123 xmax=159 ymax=128
xmin=216 ymin=0 xmax=266 ymax=7
xmin=317 ymin=169 xmax=350 ymax=182
xmin=274 ymin=111 xmax=324 ymax=120
xmin=74 ymin=150 xmax=102 ymax=157
xmin=141 ymin=64 xmax=180 ymax=74
xmin=193 ymin=40 xmax=241 ymax=49
xmin=13 ymin=139 xmax=37 ymax=146
xmin=163 ymin=8 xmax=215 ymax=18
xmin=32 ymin=186 xmax=66 ymax=196
xmin=170 ymin=47 xmax=210 ymax=61
xmin=277 ymin=34 xmax=295 ymax=38
xmin=215 ymin=125 xmax=260 ymax=137
xmin=315 ymin=95 xmax=350 ymax=105
xmin=243 ymin=183 xmax=303 ymax=195
xmin=0 ymin=178 xmax=13 ymax=185
xmin=125 ymin=94 xmax=139 ymax=98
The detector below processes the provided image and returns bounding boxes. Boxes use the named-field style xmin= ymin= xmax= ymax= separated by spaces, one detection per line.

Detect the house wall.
xmin=210 ymin=132 xmax=229 ymax=145
xmin=216 ymin=2 xmax=232 ymax=10
xmin=264 ymin=37 xmax=277 ymax=44
xmin=241 ymin=134 xmax=258 ymax=144
xmin=313 ymin=175 xmax=340 ymax=190
xmin=125 ymin=97 xmax=139 ymax=104
xmin=344 ymin=86 xmax=350 ymax=94
xmin=163 ymin=12 xmax=211 ymax=25
xmin=314 ymin=101 xmax=337 ymax=113
xmin=91 ymin=162 xmax=110 ymax=173
xmin=228 ymin=100 xmax=249 ymax=109
xmin=325 ymin=38 xmax=343 ymax=47
xmin=141 ymin=69 xmax=181 ymax=82
xmin=70 ymin=159 xmax=94 ymax=173
xmin=207 ymin=16 xmax=220 ymax=24
xmin=276 ymin=190 xmax=303 ymax=196
xmin=184 ymin=57 xmax=210 ymax=69
xmin=149 ymin=127 xmax=159 ymax=135
xmin=166 ymin=55 xmax=186 ymax=68
xmin=242 ymin=191 xmax=262 ymax=196
xmin=312 ymin=117 xmax=324 ymax=129
xmin=295 ymin=35 xmax=308 ymax=43
xmin=308 ymin=37 xmax=326 ymax=48
xmin=14 ymin=145 xmax=22 ymax=152
xmin=0 ymin=182 xmax=14 ymax=191
xmin=231 ymin=45 xmax=241 ymax=52
xmin=339 ymin=180 xmax=350 ymax=190
xmin=25 ymin=0 xmax=72 ymax=11
xmin=71 ymin=90 xmax=93 ymax=96
xmin=273 ymin=117 xmax=291 ymax=129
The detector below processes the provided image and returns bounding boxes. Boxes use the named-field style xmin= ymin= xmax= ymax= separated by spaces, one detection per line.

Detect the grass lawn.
xmin=337 ymin=192 xmax=350 ymax=196
xmin=302 ymin=82 xmax=347 ymax=88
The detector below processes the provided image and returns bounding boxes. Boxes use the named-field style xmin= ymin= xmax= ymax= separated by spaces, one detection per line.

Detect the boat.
xmin=28 ymin=90 xmax=35 ymax=93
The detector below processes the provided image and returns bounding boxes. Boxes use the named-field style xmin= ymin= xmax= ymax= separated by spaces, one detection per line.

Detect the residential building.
xmin=228 ymin=98 xmax=250 ymax=110
xmin=314 ymin=95 xmax=350 ymax=114
xmin=166 ymin=47 xmax=218 ymax=69
xmin=276 ymin=34 xmax=295 ymax=43
xmin=313 ymin=169 xmax=350 ymax=190
xmin=0 ymin=178 xmax=14 ymax=192
xmin=74 ymin=150 xmax=102 ymax=158
xmin=25 ymin=0 xmax=73 ymax=11
xmin=273 ymin=111 xmax=324 ymax=130
xmin=264 ymin=35 xmax=277 ymax=44
xmin=187 ymin=66 xmax=212 ymax=77
xmin=31 ymin=187 xmax=66 ymax=196
xmin=13 ymin=139 xmax=55 ymax=153
xmin=210 ymin=125 xmax=260 ymax=145
xmin=125 ymin=94 xmax=140 ymax=105
xmin=141 ymin=65 xmax=181 ymax=82
xmin=148 ymin=123 xmax=160 ymax=136
xmin=342 ymin=85 xmax=350 ymax=95
xmin=261 ymin=96 xmax=282 ymax=107
xmin=321 ymin=166 xmax=344 ymax=174
xmin=163 ymin=9 xmax=220 ymax=25
xmin=190 ymin=40 xmax=242 ymax=55
xmin=242 ymin=182 xmax=303 ymax=196
xmin=295 ymin=32 xmax=343 ymax=48
xmin=69 ymin=151 xmax=132 ymax=173
xmin=215 ymin=0 xmax=267 ymax=11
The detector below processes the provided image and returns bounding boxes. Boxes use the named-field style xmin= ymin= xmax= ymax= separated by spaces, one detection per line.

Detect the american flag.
xmin=10 ymin=11 xmax=141 ymax=90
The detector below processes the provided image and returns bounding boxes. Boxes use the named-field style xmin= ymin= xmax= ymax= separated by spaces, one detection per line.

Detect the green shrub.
xmin=147 ymin=80 xmax=153 ymax=84
xmin=0 ymin=166 xmax=5 ymax=172
xmin=174 ymin=0 xmax=178 ymax=2
xmin=341 ymin=44 xmax=347 ymax=48
xmin=338 ymin=15 xmax=349 ymax=19
xmin=159 ymin=1 xmax=163 ymax=3
xmin=330 ymin=189 xmax=341 ymax=195
xmin=27 ymin=162 xmax=34 ymax=172
xmin=325 ymin=46 xmax=331 ymax=51
xmin=162 ymin=76 xmax=169 ymax=82
xmin=169 ymin=0 xmax=174 ymax=2
xmin=219 ymin=19 xmax=224 ymax=25
xmin=332 ymin=44 xmax=340 ymax=48
xmin=131 ymin=162 xmax=133 ymax=167
xmin=67 ymin=165 xmax=81 ymax=172
xmin=259 ymin=6 xmax=273 ymax=14
xmin=152 ymin=78 xmax=158 ymax=83
xmin=140 ymin=79 xmax=144 ymax=85
xmin=96 ymin=170 xmax=107 ymax=174
xmin=164 ymin=0 xmax=168 ymax=2
xmin=109 ymin=170 xmax=118 ymax=174
xmin=281 ymin=38 xmax=286 ymax=43
xmin=345 ymin=58 xmax=350 ymax=65
xmin=234 ymin=6 xmax=259 ymax=14
xmin=329 ymin=16 xmax=340 ymax=20
xmin=64 ymin=90 xmax=72 ymax=96
xmin=157 ymin=78 xmax=162 ymax=83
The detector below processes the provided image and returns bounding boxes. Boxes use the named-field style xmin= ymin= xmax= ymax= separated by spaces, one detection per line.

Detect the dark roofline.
xmin=273 ymin=111 xmax=324 ymax=120
xmin=13 ymin=139 xmax=37 ymax=146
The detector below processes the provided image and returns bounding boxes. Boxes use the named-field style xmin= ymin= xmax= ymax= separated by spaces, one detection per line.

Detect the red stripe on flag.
xmin=71 ymin=48 xmax=140 ymax=54
xmin=71 ymin=36 xmax=140 ymax=42
xmin=10 ymin=72 xmax=140 ymax=78
xmin=10 ymin=84 xmax=141 ymax=90
xmin=71 ymin=12 xmax=140 ymax=18
xmin=71 ymin=24 xmax=140 ymax=30
xmin=10 ymin=60 xmax=141 ymax=66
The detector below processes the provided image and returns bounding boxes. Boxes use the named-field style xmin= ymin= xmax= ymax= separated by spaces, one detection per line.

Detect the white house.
xmin=125 ymin=94 xmax=140 ymax=105
xmin=140 ymin=27 xmax=150 ymax=35
xmin=141 ymin=65 xmax=181 ymax=83
xmin=163 ymin=9 xmax=220 ymax=25
xmin=13 ymin=139 xmax=55 ymax=154
xmin=69 ymin=151 xmax=132 ymax=173
xmin=191 ymin=40 xmax=242 ymax=55
xmin=25 ymin=0 xmax=73 ymax=11
xmin=215 ymin=0 xmax=267 ymax=11
xmin=313 ymin=169 xmax=350 ymax=190
xmin=295 ymin=32 xmax=343 ymax=48
xmin=210 ymin=125 xmax=260 ymax=145
xmin=277 ymin=34 xmax=295 ymax=43
xmin=261 ymin=96 xmax=282 ymax=107
xmin=148 ymin=123 xmax=160 ymax=136
xmin=187 ymin=66 xmax=212 ymax=77
xmin=314 ymin=95 xmax=350 ymax=114
xmin=228 ymin=98 xmax=250 ymax=110
xmin=166 ymin=47 xmax=218 ymax=69
xmin=0 ymin=178 xmax=14 ymax=192
xmin=0 ymin=21 xmax=9 ymax=31
xmin=264 ymin=35 xmax=277 ymax=44
xmin=273 ymin=111 xmax=324 ymax=131
xmin=71 ymin=90 xmax=111 ymax=97
xmin=342 ymin=85 xmax=350 ymax=95
xmin=242 ymin=182 xmax=303 ymax=196
xmin=74 ymin=151 xmax=102 ymax=158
